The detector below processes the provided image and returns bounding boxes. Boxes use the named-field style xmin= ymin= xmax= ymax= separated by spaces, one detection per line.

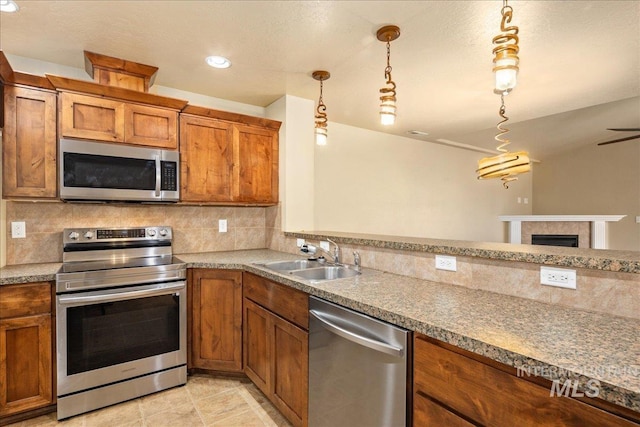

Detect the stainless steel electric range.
xmin=55 ymin=226 xmax=187 ymax=420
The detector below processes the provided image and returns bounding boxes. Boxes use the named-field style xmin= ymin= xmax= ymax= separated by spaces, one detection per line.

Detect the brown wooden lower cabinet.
xmin=243 ymin=273 xmax=309 ymax=427
xmin=413 ymin=391 xmax=475 ymax=427
xmin=189 ymin=269 xmax=243 ymax=372
xmin=413 ymin=333 xmax=640 ymax=427
xmin=0 ymin=282 xmax=54 ymax=419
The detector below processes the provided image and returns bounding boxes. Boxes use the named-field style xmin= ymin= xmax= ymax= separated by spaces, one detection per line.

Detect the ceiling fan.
xmin=597 ymin=128 xmax=640 ymax=146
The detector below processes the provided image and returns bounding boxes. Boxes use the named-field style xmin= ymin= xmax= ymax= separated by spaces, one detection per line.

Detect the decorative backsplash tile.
xmin=5 ymin=201 xmax=267 ymax=264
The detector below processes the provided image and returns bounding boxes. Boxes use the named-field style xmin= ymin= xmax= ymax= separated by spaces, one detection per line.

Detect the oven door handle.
xmin=57 ymin=282 xmax=184 ymax=306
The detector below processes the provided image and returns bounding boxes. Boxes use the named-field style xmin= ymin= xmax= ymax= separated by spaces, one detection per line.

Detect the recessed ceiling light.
xmin=205 ymin=55 xmax=231 ymax=69
xmin=0 ymin=0 xmax=19 ymax=13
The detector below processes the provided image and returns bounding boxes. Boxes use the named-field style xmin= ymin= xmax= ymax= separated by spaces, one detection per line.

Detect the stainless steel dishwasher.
xmin=309 ymin=296 xmax=410 ymax=427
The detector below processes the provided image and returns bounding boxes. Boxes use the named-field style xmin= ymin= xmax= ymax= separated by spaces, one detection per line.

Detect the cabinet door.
xmin=179 ymin=115 xmax=234 ymax=202
xmin=271 ymin=315 xmax=308 ymax=427
xmin=2 ymin=86 xmax=57 ymax=198
xmin=124 ymin=104 xmax=177 ymax=149
xmin=0 ymin=314 xmax=53 ymax=417
xmin=191 ymin=270 xmax=243 ymax=372
xmin=233 ymin=125 xmax=279 ymax=203
xmin=243 ymin=298 xmax=270 ymax=394
xmin=59 ymin=92 xmax=125 ymax=142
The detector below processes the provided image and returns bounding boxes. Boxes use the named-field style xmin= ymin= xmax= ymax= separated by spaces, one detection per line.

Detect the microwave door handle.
xmin=154 ymin=154 xmax=161 ymax=197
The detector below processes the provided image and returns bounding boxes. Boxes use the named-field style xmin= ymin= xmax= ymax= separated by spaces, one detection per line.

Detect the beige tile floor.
xmin=8 ymin=375 xmax=293 ymax=427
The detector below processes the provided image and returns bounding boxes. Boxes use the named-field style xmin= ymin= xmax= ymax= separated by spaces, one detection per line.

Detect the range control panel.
xmin=63 ymin=226 xmax=172 ymax=244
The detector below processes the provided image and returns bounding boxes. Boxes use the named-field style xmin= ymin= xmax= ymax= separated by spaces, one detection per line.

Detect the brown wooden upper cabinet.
xmin=180 ymin=106 xmax=280 ymax=205
xmin=59 ymin=92 xmax=178 ymax=149
xmin=2 ymin=85 xmax=57 ymax=199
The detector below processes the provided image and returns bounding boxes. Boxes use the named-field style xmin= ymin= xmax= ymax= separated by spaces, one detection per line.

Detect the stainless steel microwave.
xmin=59 ymin=138 xmax=179 ymax=202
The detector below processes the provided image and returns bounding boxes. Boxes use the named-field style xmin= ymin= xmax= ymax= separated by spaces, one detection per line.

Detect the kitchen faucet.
xmin=300 ymin=238 xmax=341 ymax=264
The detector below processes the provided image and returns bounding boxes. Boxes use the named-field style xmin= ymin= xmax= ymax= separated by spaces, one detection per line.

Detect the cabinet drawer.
xmin=413 ymin=391 xmax=476 ymax=427
xmin=414 ymin=334 xmax=637 ymax=427
xmin=0 ymin=283 xmax=51 ymax=319
xmin=243 ymin=273 xmax=308 ymax=330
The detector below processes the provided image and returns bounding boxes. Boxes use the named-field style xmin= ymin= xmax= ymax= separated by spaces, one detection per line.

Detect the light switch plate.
xmin=320 ymin=241 xmax=331 ymax=251
xmin=218 ymin=219 xmax=227 ymax=233
xmin=296 ymin=238 xmax=305 ymax=247
xmin=11 ymin=221 xmax=26 ymax=238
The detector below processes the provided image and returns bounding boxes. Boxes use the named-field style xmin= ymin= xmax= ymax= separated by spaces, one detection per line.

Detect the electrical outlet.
xmin=218 ymin=219 xmax=227 ymax=233
xmin=296 ymin=238 xmax=305 ymax=247
xmin=435 ymin=255 xmax=457 ymax=272
xmin=319 ymin=241 xmax=331 ymax=251
xmin=11 ymin=221 xmax=26 ymax=238
xmin=540 ymin=266 xmax=576 ymax=289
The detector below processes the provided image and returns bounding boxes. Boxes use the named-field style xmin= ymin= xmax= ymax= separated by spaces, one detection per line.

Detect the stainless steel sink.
xmin=291 ymin=266 xmax=360 ymax=281
xmin=258 ymin=259 xmax=322 ymax=271
xmin=256 ymin=259 xmax=362 ymax=282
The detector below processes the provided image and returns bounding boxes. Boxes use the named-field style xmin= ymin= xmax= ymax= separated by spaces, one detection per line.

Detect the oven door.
xmin=56 ymin=280 xmax=186 ymax=397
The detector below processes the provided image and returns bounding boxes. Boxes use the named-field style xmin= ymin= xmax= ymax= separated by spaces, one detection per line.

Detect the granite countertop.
xmin=1 ymin=249 xmax=639 ymax=413
xmin=286 ymin=230 xmax=640 ymax=274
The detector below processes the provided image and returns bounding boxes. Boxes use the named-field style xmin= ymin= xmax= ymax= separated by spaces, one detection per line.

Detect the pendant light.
xmin=312 ymin=70 xmax=330 ymax=146
xmin=477 ymin=0 xmax=530 ymax=188
xmin=476 ymin=95 xmax=530 ymax=187
xmin=377 ymin=25 xmax=400 ymax=126
xmin=492 ymin=0 xmax=520 ymax=94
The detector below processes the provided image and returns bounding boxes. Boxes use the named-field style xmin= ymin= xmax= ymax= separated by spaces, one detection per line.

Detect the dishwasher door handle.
xmin=309 ymin=309 xmax=404 ymax=357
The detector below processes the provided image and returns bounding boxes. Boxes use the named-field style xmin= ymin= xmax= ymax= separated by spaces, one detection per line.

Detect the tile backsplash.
xmin=5 ymin=201 xmax=267 ymax=264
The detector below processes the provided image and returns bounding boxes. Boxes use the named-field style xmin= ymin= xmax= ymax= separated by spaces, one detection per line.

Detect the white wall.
xmin=266 ymin=95 xmax=315 ymax=232
xmin=314 ymin=122 xmax=533 ymax=243
xmin=533 ymin=142 xmax=640 ymax=251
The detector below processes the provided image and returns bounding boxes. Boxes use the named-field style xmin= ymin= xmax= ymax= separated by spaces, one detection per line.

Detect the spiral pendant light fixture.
xmin=477 ymin=0 xmax=530 ymax=188
xmin=312 ymin=70 xmax=330 ymax=146
xmin=492 ymin=0 xmax=520 ymax=94
xmin=377 ymin=25 xmax=401 ymax=126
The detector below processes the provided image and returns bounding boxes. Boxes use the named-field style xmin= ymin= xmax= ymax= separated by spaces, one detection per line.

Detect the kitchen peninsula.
xmin=2 ymin=242 xmax=639 ymax=425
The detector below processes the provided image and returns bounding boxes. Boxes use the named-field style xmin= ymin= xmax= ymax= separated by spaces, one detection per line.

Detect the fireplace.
xmin=498 ymin=215 xmax=625 ymax=249
xmin=532 ymin=234 xmax=579 ymax=248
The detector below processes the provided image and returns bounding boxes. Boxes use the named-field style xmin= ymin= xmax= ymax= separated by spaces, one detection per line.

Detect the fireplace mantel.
xmin=498 ymin=215 xmax=626 ymax=249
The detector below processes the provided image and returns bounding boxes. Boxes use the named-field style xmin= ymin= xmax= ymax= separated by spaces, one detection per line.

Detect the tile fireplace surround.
xmin=499 ymin=215 xmax=626 ymax=249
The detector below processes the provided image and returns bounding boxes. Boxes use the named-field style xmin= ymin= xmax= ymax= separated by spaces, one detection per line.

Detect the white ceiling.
xmin=1 ymin=0 xmax=639 ymax=160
